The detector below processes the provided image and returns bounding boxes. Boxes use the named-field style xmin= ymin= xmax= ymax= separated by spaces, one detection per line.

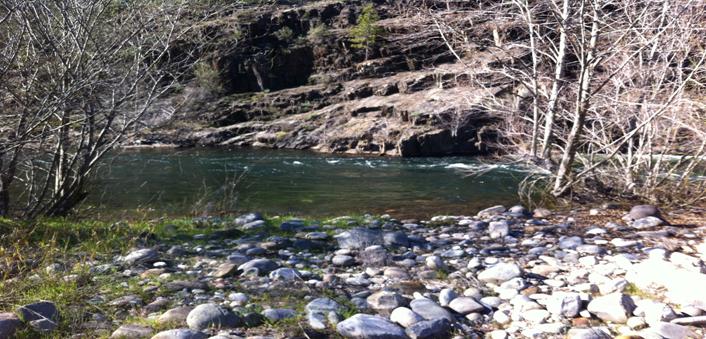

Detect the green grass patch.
xmin=0 ymin=213 xmax=383 ymax=337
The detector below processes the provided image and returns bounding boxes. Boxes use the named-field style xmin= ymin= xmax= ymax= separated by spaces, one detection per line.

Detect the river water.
xmin=89 ymin=148 xmax=527 ymax=218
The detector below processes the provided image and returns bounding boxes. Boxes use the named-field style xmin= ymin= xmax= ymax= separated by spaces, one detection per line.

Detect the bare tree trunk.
xmin=552 ymin=0 xmax=600 ymax=196
xmin=525 ymin=0 xmax=539 ymax=156
xmin=541 ymin=0 xmax=570 ymax=159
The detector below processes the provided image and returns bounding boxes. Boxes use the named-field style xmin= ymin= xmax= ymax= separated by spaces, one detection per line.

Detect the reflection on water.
xmin=89 ymin=148 xmax=527 ymax=218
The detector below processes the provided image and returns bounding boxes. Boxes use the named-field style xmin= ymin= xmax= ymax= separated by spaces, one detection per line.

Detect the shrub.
xmin=194 ymin=61 xmax=223 ymax=94
xmin=350 ymin=4 xmax=383 ymax=60
xmin=274 ymin=27 xmax=295 ymax=42
xmin=307 ymin=23 xmax=330 ymax=43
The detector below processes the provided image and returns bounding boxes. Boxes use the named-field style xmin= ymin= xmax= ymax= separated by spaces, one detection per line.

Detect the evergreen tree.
xmin=350 ymin=4 xmax=382 ymax=60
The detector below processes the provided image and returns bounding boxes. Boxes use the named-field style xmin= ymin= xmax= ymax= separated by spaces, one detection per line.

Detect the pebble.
xmin=7 ymin=206 xmax=704 ymax=339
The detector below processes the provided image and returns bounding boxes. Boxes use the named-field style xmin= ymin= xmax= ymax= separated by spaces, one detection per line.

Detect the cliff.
xmin=134 ymin=1 xmax=520 ymax=156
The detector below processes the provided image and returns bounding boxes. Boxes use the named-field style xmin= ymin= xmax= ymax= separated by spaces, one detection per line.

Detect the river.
xmin=88 ymin=148 xmax=527 ymax=218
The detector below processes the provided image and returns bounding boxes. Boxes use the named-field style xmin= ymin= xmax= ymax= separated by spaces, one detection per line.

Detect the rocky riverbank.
xmin=1 ymin=205 xmax=706 ymax=338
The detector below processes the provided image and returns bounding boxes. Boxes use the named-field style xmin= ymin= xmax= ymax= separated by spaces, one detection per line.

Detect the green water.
xmin=89 ymin=148 xmax=527 ymax=218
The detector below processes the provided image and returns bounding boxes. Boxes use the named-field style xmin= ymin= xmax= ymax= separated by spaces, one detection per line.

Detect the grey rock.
xmin=533 ymin=208 xmax=552 ymax=218
xmin=586 ymin=293 xmax=635 ymax=323
xmin=228 ymin=293 xmax=249 ymax=305
xmin=109 ymin=294 xmax=142 ymax=308
xmin=157 ymin=307 xmax=193 ymax=325
xmin=280 ymin=220 xmax=305 ymax=232
xmin=226 ymin=254 xmax=250 ymax=265
xmin=111 ymin=324 xmax=154 ymax=338
xmin=488 ymin=221 xmax=509 ymax=239
xmin=477 ymin=205 xmax=506 ymax=218
xmin=409 ymin=298 xmax=454 ymax=322
xmin=262 ymin=309 xmax=296 ymax=321
xmin=336 ymin=314 xmax=406 ymax=339
xmin=306 ymin=298 xmax=341 ymax=330
xmin=631 ymin=216 xmax=665 ymax=229
xmin=122 ymin=248 xmax=159 ymax=266
xmin=360 ymin=246 xmax=389 ymax=266
xmin=546 ymin=292 xmax=582 ymax=318
xmin=576 ymin=245 xmax=606 ymax=255
xmin=383 ymin=232 xmax=409 ymax=247
xmin=670 ymin=315 xmax=706 ymax=326
xmin=0 ymin=313 xmax=22 ymax=338
xmin=186 ymin=304 xmax=241 ymax=330
xmin=477 ymin=263 xmax=522 ymax=283
xmin=438 ymin=288 xmax=457 ymax=307
xmin=29 ymin=318 xmax=57 ymax=333
xmin=508 ymin=205 xmax=529 ymax=217
xmin=332 ymin=255 xmax=355 ymax=266
xmin=643 ymin=322 xmax=695 ymax=338
xmin=268 ymin=268 xmax=301 ymax=281
xmin=404 ymin=318 xmax=450 ymax=339
xmin=390 ymin=307 xmax=423 ymax=328
xmin=234 ymin=212 xmax=263 ymax=225
xmin=447 ymin=297 xmax=484 ymax=315
xmin=367 ymin=291 xmax=406 ymax=314
xmin=625 ymin=205 xmax=664 ymax=221
xmin=17 ymin=300 xmax=58 ymax=322
xmin=559 ymin=236 xmax=583 ymax=250
xmin=241 ymin=220 xmax=266 ymax=230
xmin=383 ymin=267 xmax=410 ymax=280
xmin=425 ymin=255 xmax=446 ymax=270
xmin=566 ymin=327 xmax=611 ymax=339
xmin=335 ymin=228 xmax=384 ymax=250
xmin=151 ymin=329 xmax=208 ymax=339
xmin=213 ymin=263 xmax=239 ymax=278
xmin=237 ymin=259 xmax=278 ymax=276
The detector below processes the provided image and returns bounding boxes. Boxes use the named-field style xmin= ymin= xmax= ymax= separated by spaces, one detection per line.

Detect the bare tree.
xmin=0 ymin=0 xmax=202 ymax=217
xmin=429 ymin=0 xmax=706 ymax=204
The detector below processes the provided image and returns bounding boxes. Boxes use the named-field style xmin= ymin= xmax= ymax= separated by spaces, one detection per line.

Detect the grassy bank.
xmin=0 ymin=214 xmax=369 ymax=338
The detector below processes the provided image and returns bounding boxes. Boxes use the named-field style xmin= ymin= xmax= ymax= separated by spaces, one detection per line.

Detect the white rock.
xmin=389 ymin=307 xmax=423 ymax=328
xmin=586 ymin=293 xmax=635 ymax=323
xmin=546 ymin=292 xmax=582 ymax=318
xmin=448 ymin=297 xmax=484 ymax=315
xmin=478 ymin=263 xmax=522 ymax=284
xmin=438 ymin=288 xmax=457 ymax=307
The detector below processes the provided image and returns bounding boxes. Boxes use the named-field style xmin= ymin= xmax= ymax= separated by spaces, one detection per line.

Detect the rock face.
xmin=186 ymin=303 xmax=241 ymax=330
xmin=336 ymin=314 xmax=407 ymax=339
xmin=135 ymin=2 xmax=503 ymax=157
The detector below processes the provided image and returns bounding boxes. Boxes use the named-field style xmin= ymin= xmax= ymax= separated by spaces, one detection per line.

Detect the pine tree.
xmin=350 ymin=4 xmax=382 ymax=60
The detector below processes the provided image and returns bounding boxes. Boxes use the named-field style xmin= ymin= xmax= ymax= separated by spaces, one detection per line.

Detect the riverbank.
xmin=1 ymin=205 xmax=705 ymax=338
